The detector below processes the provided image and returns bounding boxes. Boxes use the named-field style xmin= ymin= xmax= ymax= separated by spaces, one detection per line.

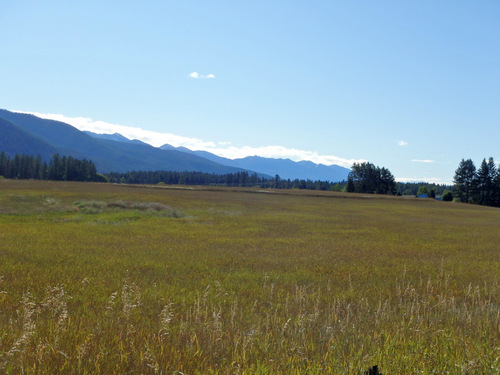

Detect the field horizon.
xmin=1 ymin=179 xmax=499 ymax=374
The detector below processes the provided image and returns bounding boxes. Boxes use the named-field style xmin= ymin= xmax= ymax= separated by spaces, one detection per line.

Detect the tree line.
xmin=106 ymin=169 xmax=448 ymax=196
xmin=2 ymin=151 xmax=460 ymax=199
xmin=104 ymin=170 xmax=345 ymax=190
xmin=454 ymin=157 xmax=500 ymax=207
xmin=0 ymin=152 xmax=356 ymax=191
xmin=397 ymin=182 xmax=451 ymax=197
xmin=106 ymin=170 xmax=262 ymax=187
xmin=0 ymin=152 xmax=106 ymax=182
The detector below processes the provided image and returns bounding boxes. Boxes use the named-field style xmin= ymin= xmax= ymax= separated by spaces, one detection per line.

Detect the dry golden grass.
xmin=0 ymin=179 xmax=499 ymax=374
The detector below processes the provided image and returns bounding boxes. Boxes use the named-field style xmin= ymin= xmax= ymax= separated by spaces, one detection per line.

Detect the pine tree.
xmin=0 ymin=151 xmax=7 ymax=177
xmin=474 ymin=157 xmax=497 ymax=206
xmin=494 ymin=163 xmax=500 ymax=207
xmin=348 ymin=162 xmax=396 ymax=195
xmin=486 ymin=157 xmax=498 ymax=206
xmin=453 ymin=159 xmax=476 ymax=203
xmin=48 ymin=154 xmax=63 ymax=180
xmin=377 ymin=167 xmax=396 ymax=195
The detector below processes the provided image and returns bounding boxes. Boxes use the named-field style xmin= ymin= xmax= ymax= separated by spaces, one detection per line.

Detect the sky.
xmin=1 ymin=1 xmax=500 ymax=184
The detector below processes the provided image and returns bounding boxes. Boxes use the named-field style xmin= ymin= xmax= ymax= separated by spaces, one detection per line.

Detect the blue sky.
xmin=1 ymin=1 xmax=499 ymax=184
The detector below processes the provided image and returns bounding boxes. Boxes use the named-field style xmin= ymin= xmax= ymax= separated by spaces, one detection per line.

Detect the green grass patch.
xmin=0 ymin=179 xmax=499 ymax=373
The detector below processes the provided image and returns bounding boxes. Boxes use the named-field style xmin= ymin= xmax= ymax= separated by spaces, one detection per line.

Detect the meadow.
xmin=0 ymin=179 xmax=499 ymax=374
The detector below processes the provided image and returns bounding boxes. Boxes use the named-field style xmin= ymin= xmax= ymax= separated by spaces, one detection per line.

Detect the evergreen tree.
xmin=474 ymin=158 xmax=497 ymax=205
xmin=429 ymin=188 xmax=436 ymax=199
xmin=494 ymin=163 xmax=500 ymax=207
xmin=33 ymin=155 xmax=43 ymax=179
xmin=453 ymin=159 xmax=476 ymax=203
xmin=0 ymin=151 xmax=7 ymax=177
xmin=377 ymin=167 xmax=397 ymax=194
xmin=472 ymin=159 xmax=493 ymax=205
xmin=485 ymin=157 xmax=498 ymax=205
xmin=48 ymin=154 xmax=63 ymax=180
xmin=0 ymin=153 xmax=100 ymax=182
xmin=347 ymin=162 xmax=396 ymax=195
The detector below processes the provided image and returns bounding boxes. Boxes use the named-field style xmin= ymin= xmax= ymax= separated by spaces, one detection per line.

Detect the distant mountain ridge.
xmin=0 ymin=116 xmax=59 ymax=157
xmin=0 ymin=109 xmax=350 ymax=181
xmin=0 ymin=110 xmax=248 ymax=174
xmin=83 ymin=131 xmax=148 ymax=145
xmin=158 ymin=145 xmax=350 ymax=182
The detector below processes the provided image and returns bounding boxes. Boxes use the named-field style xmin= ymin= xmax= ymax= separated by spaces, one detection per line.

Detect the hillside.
xmin=0 ymin=117 xmax=59 ymax=159
xmin=0 ymin=109 xmax=350 ymax=181
xmin=0 ymin=110 xmax=251 ymax=174
xmin=83 ymin=131 xmax=149 ymax=145
xmin=160 ymin=145 xmax=351 ymax=182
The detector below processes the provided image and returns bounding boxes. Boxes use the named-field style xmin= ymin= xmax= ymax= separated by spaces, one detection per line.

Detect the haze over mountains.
xmin=0 ymin=109 xmax=350 ymax=182
xmin=159 ymin=144 xmax=351 ymax=182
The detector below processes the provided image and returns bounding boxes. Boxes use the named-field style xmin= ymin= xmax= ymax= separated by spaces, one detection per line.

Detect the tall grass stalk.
xmin=0 ymin=180 xmax=499 ymax=373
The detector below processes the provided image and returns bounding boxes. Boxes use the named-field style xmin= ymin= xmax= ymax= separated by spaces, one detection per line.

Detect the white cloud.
xmin=16 ymin=111 xmax=216 ymax=149
xmin=17 ymin=111 xmax=359 ymax=168
xmin=397 ymin=140 xmax=408 ymax=146
xmin=189 ymin=72 xmax=215 ymax=79
xmin=411 ymin=159 xmax=435 ymax=163
xmin=205 ymin=145 xmax=363 ymax=168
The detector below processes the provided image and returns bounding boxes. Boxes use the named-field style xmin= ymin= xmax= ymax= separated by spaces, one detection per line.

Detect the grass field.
xmin=0 ymin=179 xmax=499 ymax=374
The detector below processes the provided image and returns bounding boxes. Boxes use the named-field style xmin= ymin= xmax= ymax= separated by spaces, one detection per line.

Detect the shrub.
xmin=442 ymin=190 xmax=453 ymax=201
xmin=73 ymin=200 xmax=183 ymax=217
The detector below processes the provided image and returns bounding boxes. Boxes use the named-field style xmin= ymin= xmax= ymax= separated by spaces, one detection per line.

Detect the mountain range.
xmin=0 ymin=109 xmax=350 ymax=182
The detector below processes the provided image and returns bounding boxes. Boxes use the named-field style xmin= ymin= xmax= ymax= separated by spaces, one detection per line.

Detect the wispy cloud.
xmin=207 ymin=145 xmax=363 ymax=168
xmin=18 ymin=111 xmax=360 ymax=168
xmin=17 ymin=111 xmax=216 ymax=149
xmin=189 ymin=72 xmax=215 ymax=79
xmin=411 ymin=159 xmax=435 ymax=163
xmin=397 ymin=140 xmax=408 ymax=146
